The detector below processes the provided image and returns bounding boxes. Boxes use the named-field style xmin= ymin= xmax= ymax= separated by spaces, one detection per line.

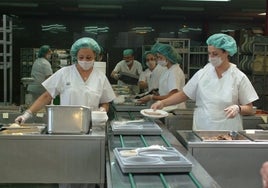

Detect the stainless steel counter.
xmin=0 ymin=124 xmax=106 ymax=186
xmin=176 ymin=130 xmax=268 ymax=188
xmin=106 ymin=111 xmax=221 ymax=188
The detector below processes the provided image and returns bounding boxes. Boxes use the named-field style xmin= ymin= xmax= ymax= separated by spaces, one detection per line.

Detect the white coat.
xmin=183 ymin=63 xmax=259 ymax=131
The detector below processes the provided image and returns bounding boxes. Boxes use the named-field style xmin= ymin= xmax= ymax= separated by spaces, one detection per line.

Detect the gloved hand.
xmin=224 ymin=105 xmax=240 ymax=118
xmin=99 ymin=107 xmax=106 ymax=112
xmin=114 ymin=73 xmax=120 ymax=80
xmin=15 ymin=110 xmax=33 ymax=124
xmin=151 ymin=100 xmax=164 ymax=110
xmin=137 ymin=95 xmax=152 ymax=104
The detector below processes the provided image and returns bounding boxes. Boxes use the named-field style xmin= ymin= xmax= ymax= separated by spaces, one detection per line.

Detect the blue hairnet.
xmin=123 ymin=49 xmax=134 ymax=56
xmin=206 ymin=33 xmax=237 ymax=56
xmin=70 ymin=37 xmax=101 ymax=62
xmin=152 ymin=43 xmax=182 ymax=64
xmin=38 ymin=45 xmax=51 ymax=58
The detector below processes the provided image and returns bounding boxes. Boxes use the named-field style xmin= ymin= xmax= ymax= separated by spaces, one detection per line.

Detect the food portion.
xmin=202 ymin=134 xmax=233 ymax=141
xmin=143 ymin=110 xmax=162 ymax=116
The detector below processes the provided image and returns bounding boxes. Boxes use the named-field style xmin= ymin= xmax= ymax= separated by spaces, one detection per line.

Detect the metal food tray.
xmin=0 ymin=123 xmax=46 ymax=135
xmin=113 ymin=147 xmax=192 ymax=173
xmin=112 ymin=103 xmax=149 ymax=112
xmin=241 ymin=130 xmax=268 ymax=142
xmin=194 ymin=131 xmax=250 ymax=142
xmin=111 ymin=120 xmax=162 ymax=135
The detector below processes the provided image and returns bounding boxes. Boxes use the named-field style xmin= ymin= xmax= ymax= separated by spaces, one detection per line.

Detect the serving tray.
xmin=113 ymin=147 xmax=192 ymax=173
xmin=111 ymin=120 xmax=162 ymax=135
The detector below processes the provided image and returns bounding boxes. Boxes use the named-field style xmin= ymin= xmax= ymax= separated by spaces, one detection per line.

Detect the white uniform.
xmin=139 ymin=64 xmax=166 ymax=92
xmin=42 ymin=64 xmax=116 ymax=110
xmin=113 ymin=60 xmax=142 ymax=85
xmin=27 ymin=57 xmax=53 ymax=100
xmin=159 ymin=64 xmax=186 ymax=111
xmin=183 ymin=63 xmax=259 ymax=131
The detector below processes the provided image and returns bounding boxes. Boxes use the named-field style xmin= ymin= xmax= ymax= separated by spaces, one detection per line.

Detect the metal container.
xmin=46 ymin=105 xmax=92 ymax=134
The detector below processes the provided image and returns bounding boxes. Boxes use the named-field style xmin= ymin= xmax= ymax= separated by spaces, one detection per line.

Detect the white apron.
xmin=193 ymin=67 xmax=242 ymax=131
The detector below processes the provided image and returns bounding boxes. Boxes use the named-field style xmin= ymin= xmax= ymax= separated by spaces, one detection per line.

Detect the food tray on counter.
xmin=111 ymin=120 xmax=162 ymax=135
xmin=0 ymin=123 xmax=46 ymax=135
xmin=194 ymin=131 xmax=250 ymax=142
xmin=241 ymin=130 xmax=268 ymax=142
xmin=113 ymin=147 xmax=192 ymax=173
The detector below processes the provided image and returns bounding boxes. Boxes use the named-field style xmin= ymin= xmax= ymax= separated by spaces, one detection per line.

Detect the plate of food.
xmin=140 ymin=109 xmax=168 ymax=118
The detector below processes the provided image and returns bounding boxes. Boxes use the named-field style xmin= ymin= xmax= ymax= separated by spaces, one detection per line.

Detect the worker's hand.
xmin=114 ymin=73 xmax=120 ymax=80
xmin=137 ymin=95 xmax=152 ymax=104
xmin=151 ymin=100 xmax=164 ymax=110
xmin=224 ymin=105 xmax=239 ymax=118
xmin=15 ymin=110 xmax=33 ymax=124
xmin=261 ymin=161 xmax=268 ymax=188
xmin=99 ymin=107 xmax=106 ymax=112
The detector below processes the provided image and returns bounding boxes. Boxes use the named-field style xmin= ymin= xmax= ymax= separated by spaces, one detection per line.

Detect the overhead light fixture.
xmin=84 ymin=26 xmax=110 ymax=34
xmin=161 ymin=6 xmax=204 ymax=11
xmin=130 ymin=27 xmax=154 ymax=34
xmin=78 ymin=4 xmax=122 ymax=9
xmin=185 ymin=0 xmax=230 ymax=1
xmin=0 ymin=2 xmax=38 ymax=7
xmin=259 ymin=13 xmax=266 ymax=16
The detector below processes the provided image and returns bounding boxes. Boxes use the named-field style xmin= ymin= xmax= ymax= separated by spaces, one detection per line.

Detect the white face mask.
xmin=78 ymin=60 xmax=94 ymax=70
xmin=157 ymin=60 xmax=167 ymax=67
xmin=46 ymin=54 xmax=51 ymax=60
xmin=209 ymin=57 xmax=223 ymax=67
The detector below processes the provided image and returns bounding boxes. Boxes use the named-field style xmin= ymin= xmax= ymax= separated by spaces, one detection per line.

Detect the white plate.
xmin=140 ymin=109 xmax=168 ymax=118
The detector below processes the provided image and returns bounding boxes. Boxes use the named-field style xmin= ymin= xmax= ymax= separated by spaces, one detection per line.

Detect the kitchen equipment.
xmin=194 ymin=131 xmax=250 ymax=142
xmin=113 ymin=147 xmax=192 ymax=173
xmin=111 ymin=120 xmax=162 ymax=135
xmin=241 ymin=130 xmax=268 ymax=141
xmin=46 ymin=105 xmax=92 ymax=134
xmin=0 ymin=123 xmax=46 ymax=135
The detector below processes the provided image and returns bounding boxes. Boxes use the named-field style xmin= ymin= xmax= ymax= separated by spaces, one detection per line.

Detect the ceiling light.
xmin=78 ymin=4 xmax=122 ymax=9
xmin=259 ymin=13 xmax=266 ymax=16
xmin=161 ymin=6 xmax=204 ymax=11
xmin=185 ymin=0 xmax=230 ymax=1
xmin=0 ymin=2 xmax=38 ymax=7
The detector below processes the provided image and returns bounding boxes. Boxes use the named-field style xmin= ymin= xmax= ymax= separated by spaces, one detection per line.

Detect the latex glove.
xmin=99 ymin=107 xmax=106 ymax=112
xmin=137 ymin=95 xmax=152 ymax=104
xmin=15 ymin=110 xmax=33 ymax=124
xmin=261 ymin=162 xmax=268 ymax=188
xmin=114 ymin=73 xmax=120 ymax=80
xmin=224 ymin=105 xmax=240 ymax=118
xmin=151 ymin=100 xmax=164 ymax=110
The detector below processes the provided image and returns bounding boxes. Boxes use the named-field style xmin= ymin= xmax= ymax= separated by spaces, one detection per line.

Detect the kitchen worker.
xmin=27 ymin=45 xmax=53 ymax=101
xmin=138 ymin=51 xmax=166 ymax=92
xmin=138 ymin=43 xmax=186 ymax=111
xmin=261 ymin=161 xmax=268 ymax=188
xmin=110 ymin=48 xmax=143 ymax=85
xmin=15 ymin=37 xmax=115 ymax=122
xmin=151 ymin=33 xmax=259 ymax=131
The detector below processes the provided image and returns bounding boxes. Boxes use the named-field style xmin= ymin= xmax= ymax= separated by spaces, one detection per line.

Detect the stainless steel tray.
xmin=0 ymin=123 xmax=46 ymax=135
xmin=113 ymin=147 xmax=192 ymax=173
xmin=111 ymin=120 xmax=162 ymax=135
xmin=194 ymin=131 xmax=250 ymax=142
xmin=241 ymin=130 xmax=268 ymax=142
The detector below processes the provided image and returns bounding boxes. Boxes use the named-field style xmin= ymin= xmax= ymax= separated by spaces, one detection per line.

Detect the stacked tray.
xmin=113 ymin=147 xmax=192 ymax=173
xmin=111 ymin=120 xmax=162 ymax=135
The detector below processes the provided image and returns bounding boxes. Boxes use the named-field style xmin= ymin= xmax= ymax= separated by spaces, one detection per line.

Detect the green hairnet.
xmin=70 ymin=37 xmax=101 ymax=62
xmin=38 ymin=45 xmax=51 ymax=58
xmin=152 ymin=43 xmax=182 ymax=64
xmin=123 ymin=49 xmax=134 ymax=56
xmin=206 ymin=33 xmax=237 ymax=56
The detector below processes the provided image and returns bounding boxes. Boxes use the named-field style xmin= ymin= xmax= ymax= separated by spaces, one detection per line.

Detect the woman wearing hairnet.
xmin=152 ymin=33 xmax=259 ymax=131
xmin=138 ymin=43 xmax=186 ymax=111
xmin=27 ymin=45 xmax=53 ymax=102
xmin=138 ymin=51 xmax=166 ymax=92
xmin=15 ymin=37 xmax=116 ymax=125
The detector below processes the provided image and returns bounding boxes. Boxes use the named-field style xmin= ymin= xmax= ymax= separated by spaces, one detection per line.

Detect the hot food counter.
xmin=0 ymin=124 xmax=106 ymax=187
xmin=175 ymin=130 xmax=268 ymax=188
xmin=106 ymin=111 xmax=221 ymax=188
